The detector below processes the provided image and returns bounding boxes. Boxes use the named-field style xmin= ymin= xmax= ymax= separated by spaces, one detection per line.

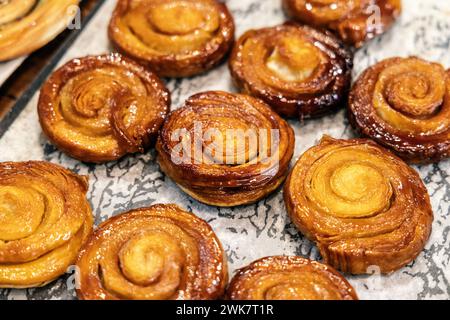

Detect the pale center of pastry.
xmin=0 ymin=0 xmax=35 ymax=26
xmin=309 ymin=149 xmax=393 ymax=218
xmin=201 ymin=118 xmax=259 ymax=165
xmin=0 ymin=185 xmax=44 ymax=241
xmin=266 ymin=37 xmax=320 ymax=82
xmin=149 ymin=2 xmax=205 ymax=35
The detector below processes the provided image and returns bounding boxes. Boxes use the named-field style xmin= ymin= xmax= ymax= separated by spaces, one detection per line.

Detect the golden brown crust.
xmin=38 ymin=53 xmax=170 ymax=163
xmin=76 ymin=204 xmax=228 ymax=300
xmin=227 ymin=256 xmax=358 ymax=300
xmin=108 ymin=0 xmax=235 ymax=78
xmin=0 ymin=161 xmax=93 ymax=288
xmin=156 ymin=91 xmax=295 ymax=207
xmin=282 ymin=0 xmax=402 ymax=48
xmin=349 ymin=57 xmax=450 ymax=164
xmin=0 ymin=0 xmax=80 ymax=61
xmin=284 ymin=136 xmax=433 ymax=274
xmin=229 ymin=23 xmax=353 ymax=119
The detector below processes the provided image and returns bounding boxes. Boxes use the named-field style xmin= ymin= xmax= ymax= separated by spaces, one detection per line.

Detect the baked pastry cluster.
xmin=284 ymin=136 xmax=433 ymax=274
xmin=38 ymin=53 xmax=170 ymax=163
xmin=282 ymin=0 xmax=402 ymax=47
xmin=156 ymin=91 xmax=295 ymax=206
xmin=76 ymin=204 xmax=227 ymax=300
xmin=227 ymin=256 xmax=357 ymax=300
xmin=0 ymin=0 xmax=80 ymax=61
xmin=109 ymin=0 xmax=235 ymax=77
xmin=349 ymin=57 xmax=450 ymax=163
xmin=0 ymin=161 xmax=92 ymax=288
xmin=229 ymin=23 xmax=353 ymax=119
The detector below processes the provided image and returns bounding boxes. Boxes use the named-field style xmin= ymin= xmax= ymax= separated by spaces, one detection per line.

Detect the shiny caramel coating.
xmin=282 ymin=0 xmax=402 ymax=48
xmin=156 ymin=91 xmax=295 ymax=207
xmin=349 ymin=57 xmax=450 ymax=164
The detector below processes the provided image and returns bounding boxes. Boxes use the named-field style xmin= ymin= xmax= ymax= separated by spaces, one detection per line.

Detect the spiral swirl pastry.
xmin=227 ymin=256 xmax=357 ymax=300
xmin=229 ymin=23 xmax=353 ymax=119
xmin=284 ymin=136 xmax=433 ymax=274
xmin=76 ymin=204 xmax=227 ymax=300
xmin=38 ymin=54 xmax=170 ymax=163
xmin=0 ymin=161 xmax=93 ymax=288
xmin=108 ymin=0 xmax=235 ymax=78
xmin=282 ymin=0 xmax=402 ymax=48
xmin=0 ymin=0 xmax=80 ymax=61
xmin=349 ymin=57 xmax=450 ymax=164
xmin=156 ymin=91 xmax=295 ymax=207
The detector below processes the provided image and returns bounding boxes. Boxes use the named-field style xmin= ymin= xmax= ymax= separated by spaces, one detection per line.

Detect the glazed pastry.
xmin=108 ymin=0 xmax=235 ymax=77
xmin=0 ymin=0 xmax=80 ymax=61
xmin=284 ymin=136 xmax=433 ymax=274
xmin=156 ymin=91 xmax=295 ymax=207
xmin=349 ymin=57 xmax=450 ymax=164
xmin=229 ymin=23 xmax=352 ymax=119
xmin=38 ymin=54 xmax=170 ymax=163
xmin=282 ymin=0 xmax=402 ymax=48
xmin=0 ymin=161 xmax=93 ymax=288
xmin=76 ymin=204 xmax=227 ymax=300
xmin=227 ymin=256 xmax=357 ymax=300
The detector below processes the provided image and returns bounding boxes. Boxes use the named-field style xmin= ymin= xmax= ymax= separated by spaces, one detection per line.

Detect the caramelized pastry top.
xmin=0 ymin=0 xmax=80 ymax=61
xmin=349 ymin=57 xmax=450 ymax=163
xmin=282 ymin=0 xmax=402 ymax=47
xmin=38 ymin=54 xmax=170 ymax=163
xmin=284 ymin=136 xmax=433 ymax=274
xmin=76 ymin=204 xmax=227 ymax=300
xmin=229 ymin=23 xmax=352 ymax=118
xmin=108 ymin=0 xmax=235 ymax=77
xmin=227 ymin=256 xmax=358 ymax=300
xmin=0 ymin=161 xmax=92 ymax=288
xmin=156 ymin=91 xmax=295 ymax=207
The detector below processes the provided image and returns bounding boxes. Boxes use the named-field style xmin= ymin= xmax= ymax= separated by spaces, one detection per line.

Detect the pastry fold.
xmin=156 ymin=91 xmax=295 ymax=207
xmin=282 ymin=0 xmax=401 ymax=47
xmin=0 ymin=0 xmax=80 ymax=61
xmin=38 ymin=54 xmax=170 ymax=163
xmin=349 ymin=57 xmax=450 ymax=163
xmin=229 ymin=23 xmax=352 ymax=119
xmin=284 ymin=136 xmax=433 ymax=274
xmin=108 ymin=0 xmax=235 ymax=77
xmin=227 ymin=256 xmax=358 ymax=300
xmin=0 ymin=161 xmax=93 ymax=288
xmin=76 ymin=204 xmax=228 ymax=300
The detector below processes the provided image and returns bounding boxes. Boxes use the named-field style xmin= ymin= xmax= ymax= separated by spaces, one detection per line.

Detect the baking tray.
xmin=0 ymin=0 xmax=449 ymax=300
